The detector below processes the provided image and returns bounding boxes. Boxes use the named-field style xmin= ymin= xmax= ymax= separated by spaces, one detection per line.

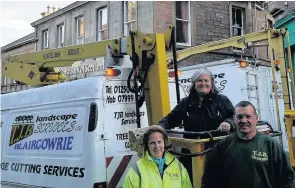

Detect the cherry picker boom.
xmin=2 ymin=27 xmax=294 ymax=187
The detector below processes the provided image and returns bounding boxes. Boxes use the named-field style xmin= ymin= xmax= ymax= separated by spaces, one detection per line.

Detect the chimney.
xmin=41 ymin=12 xmax=46 ymax=17
xmin=52 ymin=6 xmax=56 ymax=12
xmin=47 ymin=5 xmax=51 ymax=14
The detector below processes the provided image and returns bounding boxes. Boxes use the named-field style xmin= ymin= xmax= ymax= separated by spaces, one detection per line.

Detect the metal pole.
xmin=268 ymin=30 xmax=283 ymax=146
xmin=171 ymin=26 xmax=181 ymax=104
xmin=285 ymin=30 xmax=295 ymax=109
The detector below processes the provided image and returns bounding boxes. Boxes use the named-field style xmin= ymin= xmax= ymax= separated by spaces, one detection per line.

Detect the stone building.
xmin=1 ymin=1 xmax=273 ymax=93
xmin=31 ymin=1 xmax=273 ymax=63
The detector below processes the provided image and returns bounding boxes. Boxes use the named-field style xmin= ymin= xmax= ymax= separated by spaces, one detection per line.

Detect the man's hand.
xmin=218 ymin=122 xmax=231 ymax=132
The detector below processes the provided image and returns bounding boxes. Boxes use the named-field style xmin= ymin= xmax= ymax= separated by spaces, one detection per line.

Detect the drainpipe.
xmin=35 ymin=27 xmax=38 ymax=51
xmin=254 ymin=2 xmax=259 ymax=60
xmin=251 ymin=2 xmax=256 ymax=57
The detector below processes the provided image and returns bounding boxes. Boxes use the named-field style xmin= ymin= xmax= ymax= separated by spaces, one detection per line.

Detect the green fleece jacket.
xmin=203 ymin=132 xmax=295 ymax=188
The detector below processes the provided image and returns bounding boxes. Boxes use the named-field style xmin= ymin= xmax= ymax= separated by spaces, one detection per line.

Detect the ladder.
xmin=246 ymin=72 xmax=261 ymax=118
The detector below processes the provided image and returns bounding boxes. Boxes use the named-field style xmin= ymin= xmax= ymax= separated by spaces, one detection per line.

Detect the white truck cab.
xmin=0 ymin=68 xmax=185 ymax=188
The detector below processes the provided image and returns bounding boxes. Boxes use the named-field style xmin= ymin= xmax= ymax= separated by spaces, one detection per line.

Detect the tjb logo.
xmin=9 ymin=115 xmax=34 ymax=146
xmin=167 ymin=172 xmax=179 ymax=180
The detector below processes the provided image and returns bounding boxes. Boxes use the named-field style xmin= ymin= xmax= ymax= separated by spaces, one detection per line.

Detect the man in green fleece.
xmin=203 ymin=101 xmax=295 ymax=188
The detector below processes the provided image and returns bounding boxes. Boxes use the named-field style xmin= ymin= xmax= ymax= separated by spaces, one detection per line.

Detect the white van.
xmin=1 ymin=58 xmax=286 ymax=188
xmin=0 ymin=65 xmax=186 ymax=188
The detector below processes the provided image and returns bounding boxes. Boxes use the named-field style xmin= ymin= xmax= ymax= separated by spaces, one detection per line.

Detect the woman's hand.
xmin=218 ymin=122 xmax=231 ymax=132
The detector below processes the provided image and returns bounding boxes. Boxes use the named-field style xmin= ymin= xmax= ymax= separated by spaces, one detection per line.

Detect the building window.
xmin=176 ymin=1 xmax=191 ymax=46
xmin=42 ymin=30 xmax=49 ymax=49
xmin=232 ymin=7 xmax=244 ymax=36
xmin=76 ymin=17 xmax=84 ymax=44
xmin=267 ymin=19 xmax=273 ymax=29
xmin=97 ymin=7 xmax=108 ymax=41
xmin=57 ymin=24 xmax=65 ymax=47
xmin=123 ymin=1 xmax=136 ymax=37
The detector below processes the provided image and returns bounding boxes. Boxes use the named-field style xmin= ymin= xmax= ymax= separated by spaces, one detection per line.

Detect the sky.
xmin=0 ymin=1 xmax=75 ymax=48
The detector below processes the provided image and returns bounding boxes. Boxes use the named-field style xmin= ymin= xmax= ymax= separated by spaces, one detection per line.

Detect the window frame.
xmin=232 ymin=6 xmax=244 ymax=36
xmin=123 ymin=1 xmax=137 ymax=37
xmin=97 ymin=7 xmax=108 ymax=41
xmin=76 ymin=16 xmax=85 ymax=44
xmin=42 ymin=30 xmax=49 ymax=49
xmin=57 ymin=24 xmax=65 ymax=48
xmin=231 ymin=6 xmax=245 ymax=53
xmin=175 ymin=1 xmax=191 ymax=47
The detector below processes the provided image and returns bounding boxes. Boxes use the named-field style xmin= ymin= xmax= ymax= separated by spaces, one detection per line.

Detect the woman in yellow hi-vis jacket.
xmin=123 ymin=125 xmax=192 ymax=188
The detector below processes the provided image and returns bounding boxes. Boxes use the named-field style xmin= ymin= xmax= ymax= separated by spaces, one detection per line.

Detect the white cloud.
xmin=0 ymin=42 xmax=5 ymax=46
xmin=0 ymin=20 xmax=33 ymax=31
xmin=1 ymin=9 xmax=18 ymax=20
xmin=0 ymin=1 xmax=74 ymax=47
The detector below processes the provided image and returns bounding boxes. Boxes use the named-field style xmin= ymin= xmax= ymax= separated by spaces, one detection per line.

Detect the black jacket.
xmin=159 ymin=92 xmax=236 ymax=138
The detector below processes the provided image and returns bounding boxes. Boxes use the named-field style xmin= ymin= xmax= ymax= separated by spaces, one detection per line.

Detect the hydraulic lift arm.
xmin=2 ymin=27 xmax=173 ymax=127
xmin=2 ymin=27 xmax=172 ymax=86
xmin=2 ymin=39 xmax=124 ymax=85
xmin=166 ymin=28 xmax=287 ymax=63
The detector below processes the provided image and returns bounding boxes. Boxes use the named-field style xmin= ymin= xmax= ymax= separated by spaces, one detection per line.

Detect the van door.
xmin=254 ymin=69 xmax=275 ymax=126
xmin=263 ymin=69 xmax=288 ymax=150
xmin=103 ymin=80 xmax=148 ymax=188
xmin=1 ymin=110 xmax=11 ymax=181
xmin=1 ymin=101 xmax=96 ymax=188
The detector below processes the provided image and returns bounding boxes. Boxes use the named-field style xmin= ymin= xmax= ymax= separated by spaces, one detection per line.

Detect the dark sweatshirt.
xmin=203 ymin=132 xmax=295 ymax=188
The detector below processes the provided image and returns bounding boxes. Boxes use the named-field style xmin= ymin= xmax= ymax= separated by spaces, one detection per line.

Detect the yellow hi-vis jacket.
xmin=123 ymin=152 xmax=192 ymax=188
